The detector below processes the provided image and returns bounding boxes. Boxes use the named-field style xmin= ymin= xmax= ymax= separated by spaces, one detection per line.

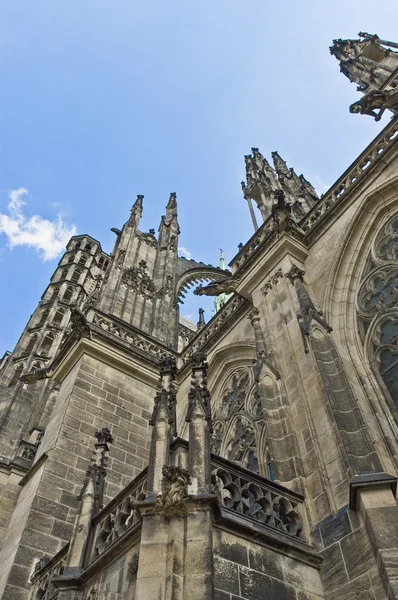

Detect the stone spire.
xmin=65 ymin=428 xmax=113 ymax=574
xmin=330 ymin=32 xmax=398 ymax=93
xmin=186 ymin=351 xmax=212 ymax=493
xmin=158 ymin=192 xmax=180 ymax=247
xmin=147 ymin=355 xmax=177 ymax=497
xmin=242 ymin=148 xmax=319 ymax=229
xmin=214 ymin=250 xmax=233 ymax=314
xmin=127 ymin=194 xmax=144 ymax=228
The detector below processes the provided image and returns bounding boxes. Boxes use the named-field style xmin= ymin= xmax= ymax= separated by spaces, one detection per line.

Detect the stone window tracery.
xmin=211 ymin=367 xmax=263 ymax=475
xmin=358 ymin=213 xmax=398 ymax=406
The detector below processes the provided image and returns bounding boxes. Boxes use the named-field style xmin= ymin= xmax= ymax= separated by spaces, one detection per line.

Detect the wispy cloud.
xmin=0 ymin=188 xmax=76 ymax=261
xmin=178 ymin=246 xmax=191 ymax=260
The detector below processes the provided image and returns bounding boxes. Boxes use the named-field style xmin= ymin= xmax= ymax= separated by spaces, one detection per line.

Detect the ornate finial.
xmin=197 ymin=308 xmax=206 ymax=330
xmin=159 ymin=354 xmax=177 ymax=376
xmin=248 ymin=306 xmax=260 ymax=325
xmin=149 ymin=354 xmax=177 ymax=435
xmin=186 ymin=351 xmax=212 ymax=432
xmin=285 ymin=264 xmax=305 ymax=284
xmin=95 ymin=427 xmax=114 ymax=447
xmin=78 ymin=427 xmax=113 ymax=509
xmin=167 ymin=192 xmax=177 ymax=209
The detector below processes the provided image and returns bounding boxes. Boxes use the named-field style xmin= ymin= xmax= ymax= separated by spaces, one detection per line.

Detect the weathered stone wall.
xmin=316 ymin=508 xmax=387 ymax=600
xmin=0 ymin=349 xmax=157 ymax=599
xmin=213 ymin=529 xmax=324 ymax=600
xmin=83 ymin=542 xmax=140 ymax=600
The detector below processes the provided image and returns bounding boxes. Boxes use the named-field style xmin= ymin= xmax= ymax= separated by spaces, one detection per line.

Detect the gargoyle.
xmin=194 ymin=277 xmax=238 ymax=297
xmin=350 ymin=88 xmax=398 ymax=121
xmin=20 ymin=367 xmax=53 ymax=384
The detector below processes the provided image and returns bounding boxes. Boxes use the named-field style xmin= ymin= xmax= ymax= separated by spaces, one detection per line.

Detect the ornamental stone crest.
xmin=121 ymin=260 xmax=162 ymax=300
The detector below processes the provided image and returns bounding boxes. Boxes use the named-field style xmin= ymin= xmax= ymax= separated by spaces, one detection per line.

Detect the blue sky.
xmin=1 ymin=1 xmax=397 ymax=351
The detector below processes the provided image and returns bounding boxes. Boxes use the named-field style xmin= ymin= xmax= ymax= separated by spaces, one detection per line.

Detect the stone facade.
xmin=0 ymin=31 xmax=398 ymax=600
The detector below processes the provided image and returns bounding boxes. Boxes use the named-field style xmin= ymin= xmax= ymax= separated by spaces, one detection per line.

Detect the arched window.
xmin=47 ymin=286 xmax=60 ymax=302
xmin=358 ymin=214 xmax=398 ymax=406
xmin=67 ymin=254 xmax=75 ymax=263
xmin=40 ymin=333 xmax=55 ymax=356
xmin=9 ymin=364 xmax=24 ymax=387
xmin=25 ymin=335 xmax=38 ymax=354
xmin=52 ymin=308 xmax=65 ymax=326
xmin=84 ymin=243 xmax=92 ymax=252
xmin=70 ymin=268 xmax=82 ymax=283
xmin=74 ymin=242 xmax=81 ymax=250
xmin=63 ymin=286 xmax=74 ymax=303
xmin=211 ymin=368 xmax=261 ymax=474
xmin=58 ymin=268 xmax=68 ymax=281
xmin=37 ymin=310 xmax=49 ymax=327
xmin=78 ymin=255 xmax=87 ymax=267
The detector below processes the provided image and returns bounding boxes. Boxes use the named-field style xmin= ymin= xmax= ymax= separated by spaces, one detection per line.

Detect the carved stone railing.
xmin=87 ymin=309 xmax=175 ymax=361
xmin=180 ymin=295 xmax=248 ymax=362
xmin=29 ymin=544 xmax=68 ymax=600
xmin=301 ymin=117 xmax=398 ymax=233
xmin=211 ymin=456 xmax=303 ymax=538
xmin=88 ymin=469 xmax=147 ymax=564
xmin=230 ymin=220 xmax=275 ymax=272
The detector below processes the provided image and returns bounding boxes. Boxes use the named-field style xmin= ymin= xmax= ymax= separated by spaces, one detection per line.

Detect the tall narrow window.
xmin=9 ymin=364 xmax=23 ymax=387
xmin=357 ymin=214 xmax=398 ymax=407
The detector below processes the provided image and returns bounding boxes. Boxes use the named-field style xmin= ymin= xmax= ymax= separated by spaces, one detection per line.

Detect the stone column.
xmin=146 ymin=356 xmax=177 ymax=498
xmin=351 ymin=473 xmax=398 ymax=599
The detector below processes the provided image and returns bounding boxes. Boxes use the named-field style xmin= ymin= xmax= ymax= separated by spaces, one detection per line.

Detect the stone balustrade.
xmin=211 ymin=455 xmax=303 ymax=538
xmin=89 ymin=469 xmax=147 ymax=563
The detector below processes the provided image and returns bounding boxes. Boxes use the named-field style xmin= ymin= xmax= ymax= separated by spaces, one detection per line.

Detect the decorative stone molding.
xmin=90 ymin=310 xmax=175 ymax=360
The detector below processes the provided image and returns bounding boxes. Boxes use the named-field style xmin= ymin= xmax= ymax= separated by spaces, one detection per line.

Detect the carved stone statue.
xmin=156 ymin=466 xmax=191 ymax=517
xmin=350 ymin=88 xmax=398 ymax=121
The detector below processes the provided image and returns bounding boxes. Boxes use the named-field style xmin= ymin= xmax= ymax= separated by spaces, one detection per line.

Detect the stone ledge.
xmin=349 ymin=472 xmax=397 ymax=511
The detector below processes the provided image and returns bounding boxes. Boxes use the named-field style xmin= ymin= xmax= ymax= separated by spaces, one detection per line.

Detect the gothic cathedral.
xmin=1 ymin=32 xmax=398 ymax=600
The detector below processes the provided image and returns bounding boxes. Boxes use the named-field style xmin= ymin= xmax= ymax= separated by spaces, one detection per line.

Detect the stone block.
xmin=320 ymin=542 xmax=348 ymax=593
xmin=239 ymin=565 xmax=296 ymax=600
xmin=340 ymin=527 xmax=373 ymax=581
xmin=248 ymin=545 xmax=283 ymax=581
xmin=214 ymin=556 xmax=239 ymax=595
xmin=319 ymin=507 xmax=352 ymax=548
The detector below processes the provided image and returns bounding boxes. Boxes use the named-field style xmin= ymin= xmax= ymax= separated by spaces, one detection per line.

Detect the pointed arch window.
xmin=70 ymin=268 xmax=82 ymax=283
xmin=37 ymin=310 xmax=50 ymax=327
xmin=9 ymin=364 xmax=24 ymax=387
xmin=358 ymin=214 xmax=398 ymax=407
xmin=40 ymin=332 xmax=56 ymax=356
xmin=63 ymin=286 xmax=74 ymax=303
xmin=212 ymin=367 xmax=262 ymax=475
xmin=52 ymin=308 xmax=66 ymax=327
xmin=25 ymin=335 xmax=38 ymax=355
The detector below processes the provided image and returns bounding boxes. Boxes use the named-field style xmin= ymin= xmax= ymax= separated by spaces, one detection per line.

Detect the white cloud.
xmin=0 ymin=188 xmax=76 ymax=261
xmin=178 ymin=246 xmax=191 ymax=260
